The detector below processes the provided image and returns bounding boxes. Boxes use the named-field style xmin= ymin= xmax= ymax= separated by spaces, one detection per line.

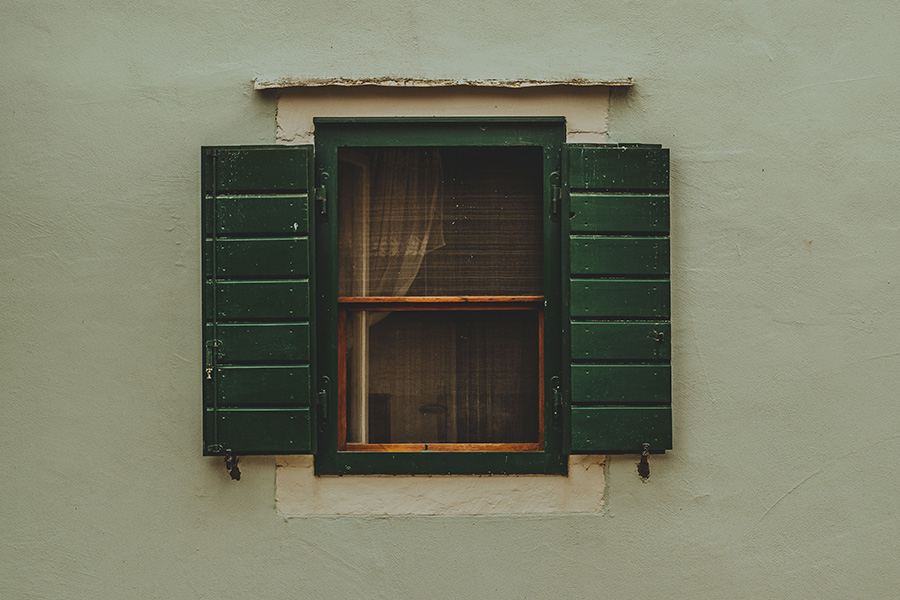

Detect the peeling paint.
xmin=254 ymin=76 xmax=634 ymax=90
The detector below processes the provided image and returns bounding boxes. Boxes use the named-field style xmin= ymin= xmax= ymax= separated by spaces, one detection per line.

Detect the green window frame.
xmin=201 ymin=117 xmax=672 ymax=476
xmin=313 ymin=118 xmax=566 ymax=475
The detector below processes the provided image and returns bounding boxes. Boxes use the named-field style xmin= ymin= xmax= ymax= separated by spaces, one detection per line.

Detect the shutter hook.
xmin=224 ymin=450 xmax=241 ymax=481
xmin=637 ymin=442 xmax=651 ymax=480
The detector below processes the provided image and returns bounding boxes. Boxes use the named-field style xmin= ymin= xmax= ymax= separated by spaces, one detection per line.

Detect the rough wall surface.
xmin=2 ymin=1 xmax=898 ymax=598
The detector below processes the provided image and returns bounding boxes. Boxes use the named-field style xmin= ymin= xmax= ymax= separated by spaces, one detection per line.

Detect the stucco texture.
xmin=2 ymin=1 xmax=899 ymax=598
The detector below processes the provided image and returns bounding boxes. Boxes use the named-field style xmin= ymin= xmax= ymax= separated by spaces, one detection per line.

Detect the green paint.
xmin=569 ymin=193 xmax=669 ymax=233
xmin=570 ymin=237 xmax=670 ymax=276
xmin=213 ymin=407 xmax=312 ymax=454
xmin=216 ymin=194 xmax=309 ymax=236
xmin=571 ymin=365 xmax=671 ymax=406
xmin=570 ymin=406 xmax=672 ymax=453
xmin=213 ymin=146 xmax=310 ymax=193
xmin=567 ymin=145 xmax=669 ymax=192
xmin=570 ymin=279 xmax=671 ymax=318
xmin=215 ymin=238 xmax=309 ymax=278
xmin=203 ymin=146 xmax=316 ymax=455
xmin=217 ymin=365 xmax=311 ymax=407
xmin=215 ymin=281 xmax=310 ymax=322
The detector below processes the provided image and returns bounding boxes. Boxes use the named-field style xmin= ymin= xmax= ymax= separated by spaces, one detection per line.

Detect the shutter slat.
xmin=571 ymin=279 xmax=670 ymax=318
xmin=216 ymin=281 xmax=309 ymax=321
xmin=215 ymin=147 xmax=309 ymax=193
xmin=571 ymin=365 xmax=671 ymax=405
xmin=571 ymin=237 xmax=669 ymax=277
xmin=202 ymin=145 xmax=315 ymax=455
xmin=571 ymin=406 xmax=672 ymax=453
xmin=216 ymin=194 xmax=308 ymax=235
xmin=212 ymin=408 xmax=312 ymax=454
xmin=215 ymin=323 xmax=310 ymax=363
xmin=565 ymin=144 xmax=672 ymax=454
xmin=568 ymin=146 xmax=668 ymax=192
xmin=215 ymin=239 xmax=309 ymax=279
xmin=217 ymin=366 xmax=310 ymax=407
xmin=571 ymin=322 xmax=670 ymax=361
xmin=570 ymin=193 xmax=668 ymax=233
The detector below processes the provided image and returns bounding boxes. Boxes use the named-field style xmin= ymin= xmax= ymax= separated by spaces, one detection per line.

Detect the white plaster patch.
xmin=275 ymin=86 xmax=609 ymax=145
xmin=276 ymin=455 xmax=605 ymax=515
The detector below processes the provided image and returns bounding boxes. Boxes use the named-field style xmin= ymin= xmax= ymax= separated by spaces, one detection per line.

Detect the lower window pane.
xmin=345 ymin=310 xmax=541 ymax=445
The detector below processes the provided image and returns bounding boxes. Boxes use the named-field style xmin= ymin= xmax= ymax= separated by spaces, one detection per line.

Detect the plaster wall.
xmin=3 ymin=1 xmax=900 ymax=598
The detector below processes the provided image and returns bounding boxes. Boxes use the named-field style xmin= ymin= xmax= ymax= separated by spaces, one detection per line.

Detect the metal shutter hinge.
xmin=316 ymin=172 xmax=330 ymax=220
xmin=317 ymin=376 xmax=330 ymax=424
xmin=550 ymin=375 xmax=562 ymax=426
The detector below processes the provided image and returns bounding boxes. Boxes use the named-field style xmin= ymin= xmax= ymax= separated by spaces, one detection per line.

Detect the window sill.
xmin=254 ymin=76 xmax=633 ymax=90
xmin=275 ymin=455 xmax=605 ymax=515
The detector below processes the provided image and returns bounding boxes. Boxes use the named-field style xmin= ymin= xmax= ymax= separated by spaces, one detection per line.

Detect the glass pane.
xmin=346 ymin=311 xmax=541 ymax=445
xmin=338 ymin=147 xmax=543 ymax=297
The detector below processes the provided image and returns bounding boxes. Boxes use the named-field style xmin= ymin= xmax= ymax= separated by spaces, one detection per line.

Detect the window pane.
xmin=346 ymin=310 xmax=541 ymax=445
xmin=338 ymin=147 xmax=543 ymax=297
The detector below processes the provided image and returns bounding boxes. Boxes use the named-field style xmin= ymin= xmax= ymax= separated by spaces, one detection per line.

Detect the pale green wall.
xmin=3 ymin=1 xmax=899 ymax=598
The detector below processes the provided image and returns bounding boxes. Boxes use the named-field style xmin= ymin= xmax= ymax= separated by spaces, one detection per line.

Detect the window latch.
xmin=317 ymin=376 xmax=330 ymax=425
xmin=204 ymin=339 xmax=220 ymax=380
xmin=549 ymin=171 xmax=561 ymax=221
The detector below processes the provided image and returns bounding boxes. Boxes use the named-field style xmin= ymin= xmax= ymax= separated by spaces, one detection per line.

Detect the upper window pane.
xmin=338 ymin=146 xmax=543 ymax=297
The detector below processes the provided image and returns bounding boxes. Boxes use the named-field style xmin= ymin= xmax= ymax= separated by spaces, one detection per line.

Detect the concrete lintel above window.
xmin=253 ymin=76 xmax=634 ymax=90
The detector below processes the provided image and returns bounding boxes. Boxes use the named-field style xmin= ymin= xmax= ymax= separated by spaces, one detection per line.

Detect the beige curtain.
xmin=339 ymin=148 xmax=444 ymax=297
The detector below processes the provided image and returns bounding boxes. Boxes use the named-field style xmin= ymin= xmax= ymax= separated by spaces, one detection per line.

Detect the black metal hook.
xmin=224 ymin=450 xmax=241 ymax=481
xmin=638 ymin=442 xmax=651 ymax=480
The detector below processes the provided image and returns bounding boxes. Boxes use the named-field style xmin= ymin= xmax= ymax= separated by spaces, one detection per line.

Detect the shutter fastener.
xmin=224 ymin=450 xmax=241 ymax=481
xmin=638 ymin=442 xmax=651 ymax=480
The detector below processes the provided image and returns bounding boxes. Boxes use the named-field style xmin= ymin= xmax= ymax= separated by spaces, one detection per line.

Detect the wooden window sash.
xmin=337 ymin=297 xmax=545 ymax=452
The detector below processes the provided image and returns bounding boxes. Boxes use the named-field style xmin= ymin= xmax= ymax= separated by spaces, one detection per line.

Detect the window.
xmin=202 ymin=118 xmax=672 ymax=476
xmin=314 ymin=119 xmax=565 ymax=474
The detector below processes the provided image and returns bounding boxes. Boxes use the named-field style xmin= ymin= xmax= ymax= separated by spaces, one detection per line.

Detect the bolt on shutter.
xmin=564 ymin=144 xmax=672 ymax=454
xmin=202 ymin=146 xmax=316 ymax=455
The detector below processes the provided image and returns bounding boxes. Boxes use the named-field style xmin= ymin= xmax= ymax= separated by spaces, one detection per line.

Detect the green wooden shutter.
xmin=202 ymin=146 xmax=316 ymax=455
xmin=564 ymin=144 xmax=672 ymax=454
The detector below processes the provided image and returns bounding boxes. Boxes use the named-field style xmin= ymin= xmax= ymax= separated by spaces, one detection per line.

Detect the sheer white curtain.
xmin=339 ymin=148 xmax=444 ymax=297
xmin=339 ymin=148 xmax=445 ymax=443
